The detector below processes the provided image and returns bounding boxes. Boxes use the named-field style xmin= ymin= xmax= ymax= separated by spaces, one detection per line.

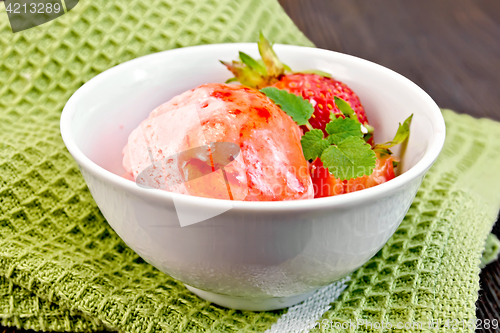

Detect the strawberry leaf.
xmin=258 ymin=32 xmax=285 ymax=77
xmin=321 ymin=136 xmax=376 ymax=180
xmin=220 ymin=60 xmax=265 ymax=88
xmin=260 ymin=87 xmax=314 ymax=126
xmin=301 ymin=129 xmax=330 ymax=161
xmin=222 ymin=33 xmax=288 ymax=88
xmin=239 ymin=52 xmax=267 ymax=76
xmin=373 ymin=114 xmax=413 ymax=153
xmin=334 ymin=96 xmax=358 ymax=121
xmin=325 ymin=117 xmax=363 ymax=145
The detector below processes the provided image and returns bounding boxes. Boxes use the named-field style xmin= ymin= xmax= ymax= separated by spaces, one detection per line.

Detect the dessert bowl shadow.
xmin=60 ymin=43 xmax=445 ymax=311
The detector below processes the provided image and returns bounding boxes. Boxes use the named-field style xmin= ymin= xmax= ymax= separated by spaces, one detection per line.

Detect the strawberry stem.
xmin=305 ymin=121 xmax=314 ymax=132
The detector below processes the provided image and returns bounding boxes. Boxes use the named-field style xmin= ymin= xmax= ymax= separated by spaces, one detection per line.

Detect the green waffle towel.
xmin=1 ymin=1 xmax=500 ymax=332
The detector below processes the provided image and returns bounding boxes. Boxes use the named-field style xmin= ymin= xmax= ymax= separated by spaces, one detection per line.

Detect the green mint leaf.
xmin=301 ymin=129 xmax=330 ymax=161
xmin=239 ymin=52 xmax=267 ymax=76
xmin=325 ymin=117 xmax=363 ymax=145
xmin=260 ymin=87 xmax=314 ymax=126
xmin=320 ymin=136 xmax=376 ymax=180
xmin=373 ymin=114 xmax=413 ymax=151
xmin=334 ymin=96 xmax=358 ymax=121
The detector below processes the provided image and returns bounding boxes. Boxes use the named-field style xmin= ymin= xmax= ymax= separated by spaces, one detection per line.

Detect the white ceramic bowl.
xmin=60 ymin=44 xmax=445 ymax=311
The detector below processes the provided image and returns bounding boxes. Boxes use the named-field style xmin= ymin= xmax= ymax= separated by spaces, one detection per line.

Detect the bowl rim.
xmin=60 ymin=43 xmax=446 ymax=212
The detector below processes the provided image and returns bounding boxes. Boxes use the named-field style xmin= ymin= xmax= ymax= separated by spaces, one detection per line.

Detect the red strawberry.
xmin=310 ymin=154 xmax=395 ymax=198
xmin=221 ymin=33 xmax=370 ymax=135
xmin=273 ymin=73 xmax=369 ymax=134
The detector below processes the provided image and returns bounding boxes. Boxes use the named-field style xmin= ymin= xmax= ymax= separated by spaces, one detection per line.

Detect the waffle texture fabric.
xmin=0 ymin=0 xmax=500 ymax=332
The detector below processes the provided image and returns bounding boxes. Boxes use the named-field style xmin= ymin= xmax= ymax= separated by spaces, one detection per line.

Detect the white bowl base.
xmin=185 ymin=285 xmax=316 ymax=311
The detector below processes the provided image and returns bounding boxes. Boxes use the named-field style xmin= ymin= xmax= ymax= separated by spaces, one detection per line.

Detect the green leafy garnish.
xmin=259 ymin=89 xmax=411 ymax=180
xmin=321 ymin=136 xmax=376 ymax=180
xmin=301 ymin=129 xmax=330 ymax=161
xmin=325 ymin=117 xmax=363 ymax=145
xmin=260 ymin=87 xmax=314 ymax=126
xmin=260 ymin=90 xmax=379 ymax=180
xmin=299 ymin=115 xmax=375 ymax=180
xmin=260 ymin=89 xmax=412 ymax=180
xmin=373 ymin=114 xmax=413 ymax=154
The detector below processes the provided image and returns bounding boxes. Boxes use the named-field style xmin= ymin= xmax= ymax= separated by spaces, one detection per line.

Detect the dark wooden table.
xmin=2 ymin=1 xmax=500 ymax=332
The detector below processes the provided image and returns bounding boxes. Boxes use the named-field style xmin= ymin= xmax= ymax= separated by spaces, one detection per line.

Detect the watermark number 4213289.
xmin=3 ymin=0 xmax=79 ymax=33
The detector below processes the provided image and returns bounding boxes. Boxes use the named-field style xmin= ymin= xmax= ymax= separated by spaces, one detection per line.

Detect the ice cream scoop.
xmin=123 ymin=83 xmax=313 ymax=201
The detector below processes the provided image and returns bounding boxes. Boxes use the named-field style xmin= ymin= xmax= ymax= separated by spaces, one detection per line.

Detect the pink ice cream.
xmin=123 ymin=83 xmax=313 ymax=201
